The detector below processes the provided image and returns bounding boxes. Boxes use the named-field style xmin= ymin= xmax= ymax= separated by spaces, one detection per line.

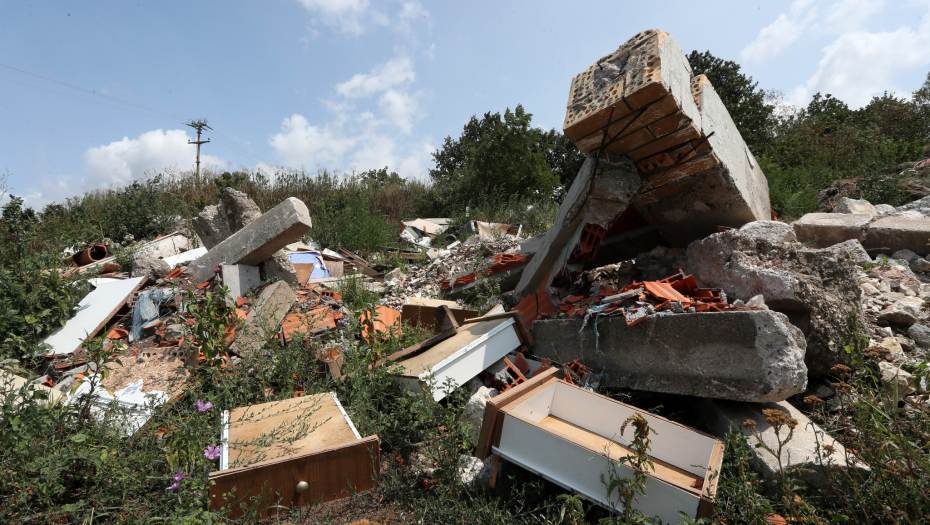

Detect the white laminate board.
xmin=40 ymin=277 xmax=145 ymax=355
xmin=497 ymin=414 xmax=700 ymax=523
xmin=163 ymin=247 xmax=207 ymax=268
xmin=547 ymin=382 xmax=716 ymax=477
xmin=419 ymin=318 xmax=521 ymax=401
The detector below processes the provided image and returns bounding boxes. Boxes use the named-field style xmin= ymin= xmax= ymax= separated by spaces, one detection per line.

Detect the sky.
xmin=2 ymin=0 xmax=930 ymax=209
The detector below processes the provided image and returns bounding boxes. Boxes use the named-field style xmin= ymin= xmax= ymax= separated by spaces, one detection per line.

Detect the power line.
xmin=0 ymin=63 xmax=276 ymax=168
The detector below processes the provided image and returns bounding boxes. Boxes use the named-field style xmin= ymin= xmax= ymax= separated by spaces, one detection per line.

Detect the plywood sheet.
xmin=405 ymin=297 xmax=459 ymax=308
xmin=0 ymin=369 xmax=63 ymax=405
xmin=226 ymin=393 xmax=358 ymax=469
xmin=401 ymin=304 xmax=478 ymax=332
xmin=40 ymin=277 xmax=146 ymax=355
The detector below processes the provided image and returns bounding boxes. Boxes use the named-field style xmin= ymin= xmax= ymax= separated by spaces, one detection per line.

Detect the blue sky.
xmin=2 ymin=0 xmax=930 ymax=209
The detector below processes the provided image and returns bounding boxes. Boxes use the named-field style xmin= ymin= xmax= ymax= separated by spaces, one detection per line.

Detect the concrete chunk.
xmin=530 ymin=311 xmax=808 ymax=402
xmin=513 ymin=153 xmax=639 ymax=300
xmin=863 ymin=216 xmax=930 ymax=257
xmin=221 ymin=264 xmax=261 ymax=305
xmin=793 ymin=213 xmax=872 ymax=248
xmin=192 ymin=205 xmax=231 ymax=250
xmin=189 ymin=197 xmax=312 ymax=283
xmin=701 ymin=399 xmax=870 ymax=496
xmin=229 ymin=281 xmax=297 ymax=358
xmin=833 ymin=197 xmax=877 ymax=215
xmin=739 ymin=220 xmax=797 ymax=244
xmin=878 ymin=296 xmax=925 ymax=326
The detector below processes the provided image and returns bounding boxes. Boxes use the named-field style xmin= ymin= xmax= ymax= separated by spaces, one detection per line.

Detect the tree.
xmin=687 ymin=51 xmax=774 ymax=154
xmin=429 ymin=105 xmax=558 ymax=214
xmin=535 ymin=128 xmax=587 ymax=190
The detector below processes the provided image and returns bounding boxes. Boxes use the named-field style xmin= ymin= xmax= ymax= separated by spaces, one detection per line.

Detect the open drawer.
xmin=209 ymin=392 xmax=379 ymax=518
xmin=478 ymin=370 xmax=722 ymax=523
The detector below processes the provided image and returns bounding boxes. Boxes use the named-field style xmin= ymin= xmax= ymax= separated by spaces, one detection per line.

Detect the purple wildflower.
xmin=196 ymin=399 xmax=213 ymax=412
xmin=204 ymin=444 xmax=222 ymax=460
xmin=167 ymin=482 xmax=180 ymax=490
xmin=173 ymin=469 xmax=187 ymax=482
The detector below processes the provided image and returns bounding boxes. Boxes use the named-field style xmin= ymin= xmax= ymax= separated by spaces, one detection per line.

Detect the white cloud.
xmin=21 ymin=129 xmax=223 ymax=208
xmin=741 ymin=0 xmax=818 ymax=63
xmin=336 ymin=57 xmax=415 ymax=98
xmin=790 ymin=22 xmax=930 ymax=107
xmin=268 ymin=114 xmax=359 ymax=168
xmin=295 ymin=0 xmax=428 ymax=37
xmin=824 ymin=0 xmax=884 ymax=33
xmin=379 ymin=89 xmax=419 ymax=133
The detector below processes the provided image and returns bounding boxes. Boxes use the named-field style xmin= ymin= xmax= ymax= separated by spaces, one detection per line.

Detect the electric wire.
xmin=0 ymin=63 xmax=276 ymax=168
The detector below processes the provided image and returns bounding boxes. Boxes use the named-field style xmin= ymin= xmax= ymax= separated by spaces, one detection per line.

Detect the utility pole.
xmin=186 ymin=119 xmax=212 ymax=178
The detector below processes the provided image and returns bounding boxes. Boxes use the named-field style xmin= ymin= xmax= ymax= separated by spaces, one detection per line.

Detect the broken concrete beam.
xmin=229 ymin=281 xmax=297 ymax=358
xmin=631 ymin=75 xmax=772 ymax=245
xmin=686 ymin=228 xmax=863 ymax=376
xmin=218 ymin=187 xmax=262 ymax=232
xmin=792 ymin=213 xmax=873 ymax=249
xmin=862 ymin=216 xmax=930 ymax=257
xmin=700 ymin=399 xmax=870 ymax=496
xmin=192 ymin=205 xmax=231 ymax=250
xmin=221 ymin=264 xmax=261 ymax=305
xmin=513 ymin=153 xmax=639 ymax=300
xmin=189 ymin=197 xmax=312 ymax=283
xmin=531 ymin=311 xmax=807 ymax=402
xmin=564 ymin=29 xmax=700 ymax=152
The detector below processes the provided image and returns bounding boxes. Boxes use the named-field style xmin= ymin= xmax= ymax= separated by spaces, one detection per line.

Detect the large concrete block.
xmin=221 ymin=264 xmax=261 ymax=305
xmin=701 ymin=399 xmax=870 ymax=496
xmin=530 ymin=311 xmax=808 ymax=402
xmin=230 ymin=281 xmax=297 ymax=358
xmin=513 ymin=153 xmax=639 ymax=300
xmin=189 ymin=197 xmax=312 ymax=283
xmin=793 ymin=213 xmax=872 ymax=249
xmin=192 ymin=205 xmax=231 ymax=250
xmin=862 ymin=216 xmax=930 ymax=257
xmin=686 ymin=229 xmax=863 ymax=376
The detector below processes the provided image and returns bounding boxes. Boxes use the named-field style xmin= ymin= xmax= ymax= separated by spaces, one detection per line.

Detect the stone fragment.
xmin=878 ymin=296 xmax=925 ymax=326
xmin=738 ymin=220 xmax=797 ymax=243
xmin=218 ymin=188 xmax=261 ymax=232
xmin=513 ymin=153 xmax=639 ymax=300
xmin=462 ymin=386 xmax=498 ymax=444
xmin=701 ymin=399 xmax=870 ymax=496
xmin=259 ymin=251 xmax=299 ymax=284
xmin=874 ymin=204 xmax=895 ymax=214
xmin=878 ymin=362 xmax=916 ymax=395
xmin=907 ymin=323 xmax=930 ymax=348
xmin=189 ymin=198 xmax=312 ymax=283
xmin=835 ymin=239 xmax=872 ymax=266
xmin=891 ymin=249 xmax=930 ymax=272
xmin=833 ymin=197 xmax=877 ymax=215
xmin=531 ymin=311 xmax=807 ymax=403
xmin=877 ymin=337 xmax=904 ymax=356
xmin=192 ymin=205 xmax=231 ymax=250
xmin=861 ymin=282 xmax=880 ymax=295
xmin=892 ymin=194 xmax=930 ymax=218
xmin=165 ymin=324 xmax=186 ymax=340
xmin=221 ymin=264 xmax=261 ymax=305
xmin=229 ymin=281 xmax=297 ymax=358
xmin=686 ymin=228 xmax=863 ymax=375
xmin=458 ymin=455 xmax=490 ymax=488
xmin=792 ymin=213 xmax=872 ymax=248
xmin=131 ymin=257 xmax=171 ymax=281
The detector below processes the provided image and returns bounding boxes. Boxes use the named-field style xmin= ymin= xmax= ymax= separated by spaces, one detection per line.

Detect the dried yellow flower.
xmin=831 ymin=364 xmax=852 ymax=379
xmin=832 ymin=382 xmax=854 ymax=394
xmin=743 ymin=419 xmax=757 ymax=431
xmin=803 ymin=395 xmax=824 ymax=406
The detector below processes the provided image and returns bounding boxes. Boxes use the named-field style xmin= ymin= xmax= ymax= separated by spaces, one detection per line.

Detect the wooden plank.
xmin=400 ymin=304 xmax=478 ymax=332
xmin=434 ymin=305 xmax=463 ymax=332
xmin=209 ymin=435 xmax=379 ymax=519
xmin=293 ymin=263 xmax=315 ymax=285
xmin=405 ymin=297 xmax=459 ymax=308
xmin=226 ymin=394 xmax=356 ymax=468
xmin=475 ymin=367 xmax=559 ymax=459
xmin=460 ymin=311 xmax=534 ymax=347
xmin=377 ymin=327 xmax=458 ymax=368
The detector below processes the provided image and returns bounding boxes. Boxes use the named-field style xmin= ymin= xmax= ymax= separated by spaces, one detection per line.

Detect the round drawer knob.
xmin=295 ymin=481 xmax=309 ymax=494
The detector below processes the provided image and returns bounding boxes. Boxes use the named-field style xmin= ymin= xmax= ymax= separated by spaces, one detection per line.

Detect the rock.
xmin=701 ymin=399 xmax=870 ymax=497
xmin=532 ymin=311 xmax=807 ymax=403
xmin=792 ymin=213 xmax=873 ymax=248
xmin=457 ymin=455 xmax=490 ymax=488
xmin=131 ymin=257 xmax=171 ymax=281
xmin=462 ymin=386 xmax=498 ymax=444
xmin=891 ymin=249 xmax=930 ymax=272
xmin=218 ymin=187 xmax=262 ymax=232
xmin=835 ymin=239 xmax=872 ymax=266
xmin=165 ymin=324 xmax=186 ymax=340
xmin=908 ymin=323 xmax=930 ymax=348
xmin=192 ymin=205 xmax=232 ymax=250
xmin=259 ymin=251 xmax=299 ymax=284
xmin=833 ymin=197 xmax=877 ymax=215
xmin=877 ymin=337 xmax=904 ymax=356
xmin=739 ymin=220 xmax=797 ymax=243
xmin=875 ymin=204 xmax=896 ymax=214
xmin=893 ymin=195 xmax=930 ymax=218
xmin=878 ymin=297 xmax=926 ymax=326
xmin=878 ymin=362 xmax=916 ymax=395
xmin=385 ymin=268 xmax=404 ymax=281
xmin=861 ymin=283 xmax=880 ymax=295
xmin=863 ymin=216 xmax=930 ymax=258
xmin=686 ymin=228 xmax=863 ymax=375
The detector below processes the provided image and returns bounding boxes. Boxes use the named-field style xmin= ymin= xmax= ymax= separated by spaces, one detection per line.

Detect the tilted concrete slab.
xmin=530 ymin=311 xmax=807 ymax=403
xmin=701 ymin=399 xmax=870 ymax=496
xmin=513 ymin=153 xmax=639 ymax=300
xmin=229 ymin=281 xmax=297 ymax=358
xmin=792 ymin=213 xmax=872 ymax=249
xmin=189 ymin=197 xmax=312 ymax=283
